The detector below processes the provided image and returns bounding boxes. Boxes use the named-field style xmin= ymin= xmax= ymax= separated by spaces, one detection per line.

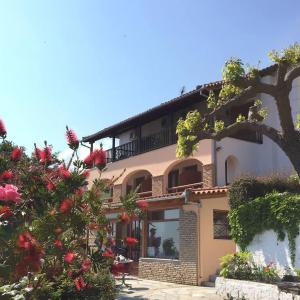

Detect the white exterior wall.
xmin=216 ymin=75 xmax=300 ymax=186
xmin=246 ymin=230 xmax=300 ymax=275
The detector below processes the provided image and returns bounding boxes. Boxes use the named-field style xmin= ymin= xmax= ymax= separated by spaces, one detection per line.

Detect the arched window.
xmin=225 ymin=156 xmax=239 ymax=185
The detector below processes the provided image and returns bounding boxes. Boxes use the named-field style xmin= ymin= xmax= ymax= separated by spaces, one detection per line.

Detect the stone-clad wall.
xmin=139 ymin=209 xmax=198 ymax=285
xmin=216 ymin=277 xmax=300 ymax=300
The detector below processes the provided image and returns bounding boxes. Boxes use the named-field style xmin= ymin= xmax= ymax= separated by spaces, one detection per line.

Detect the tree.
xmin=176 ymin=43 xmax=300 ymax=176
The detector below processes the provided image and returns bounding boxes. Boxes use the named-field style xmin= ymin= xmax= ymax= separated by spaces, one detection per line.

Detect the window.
xmin=183 ymin=165 xmax=197 ymax=172
xmin=135 ymin=176 xmax=145 ymax=192
xmin=213 ymin=211 xmax=230 ymax=239
xmin=168 ymin=169 xmax=179 ymax=188
xmin=147 ymin=209 xmax=179 ymax=259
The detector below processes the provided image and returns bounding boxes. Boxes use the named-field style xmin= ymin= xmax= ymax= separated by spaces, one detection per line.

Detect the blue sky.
xmin=0 ymin=0 xmax=299 ymax=154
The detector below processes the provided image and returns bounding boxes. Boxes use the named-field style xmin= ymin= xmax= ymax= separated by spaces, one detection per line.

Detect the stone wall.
xmin=152 ymin=175 xmax=164 ymax=196
xmin=203 ymin=164 xmax=215 ymax=188
xmin=112 ymin=184 xmax=122 ymax=202
xmin=138 ymin=209 xmax=198 ymax=285
xmin=216 ymin=277 xmax=300 ymax=300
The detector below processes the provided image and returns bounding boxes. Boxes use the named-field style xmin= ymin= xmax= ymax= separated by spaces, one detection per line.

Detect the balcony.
xmin=106 ymin=128 xmax=177 ymax=163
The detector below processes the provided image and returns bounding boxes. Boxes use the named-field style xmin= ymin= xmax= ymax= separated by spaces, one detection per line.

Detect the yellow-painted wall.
xmin=199 ymin=196 xmax=235 ymax=283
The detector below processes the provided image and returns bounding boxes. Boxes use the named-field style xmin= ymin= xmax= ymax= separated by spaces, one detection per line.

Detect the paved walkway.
xmin=116 ymin=277 xmax=222 ymax=300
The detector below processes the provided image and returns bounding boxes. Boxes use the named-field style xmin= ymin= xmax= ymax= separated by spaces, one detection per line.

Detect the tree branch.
xmin=196 ymin=121 xmax=284 ymax=148
xmin=204 ymin=83 xmax=276 ymax=122
xmin=285 ymin=64 xmax=300 ymax=88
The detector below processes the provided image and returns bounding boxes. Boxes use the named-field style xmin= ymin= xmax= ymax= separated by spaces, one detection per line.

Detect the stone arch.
xmin=122 ymin=169 xmax=153 ymax=197
xmin=163 ymin=158 xmax=203 ymax=193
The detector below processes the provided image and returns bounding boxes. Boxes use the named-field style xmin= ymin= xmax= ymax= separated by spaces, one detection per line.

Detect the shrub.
xmin=229 ymin=174 xmax=300 ymax=209
xmin=220 ymin=251 xmax=279 ymax=283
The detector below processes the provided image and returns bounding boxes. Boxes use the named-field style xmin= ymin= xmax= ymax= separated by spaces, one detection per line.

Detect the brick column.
xmin=112 ymin=184 xmax=122 ymax=203
xmin=203 ymin=164 xmax=215 ymax=188
xmin=152 ymin=175 xmax=164 ymax=196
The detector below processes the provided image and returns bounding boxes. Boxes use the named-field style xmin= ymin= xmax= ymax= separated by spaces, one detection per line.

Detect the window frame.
xmin=213 ymin=210 xmax=231 ymax=240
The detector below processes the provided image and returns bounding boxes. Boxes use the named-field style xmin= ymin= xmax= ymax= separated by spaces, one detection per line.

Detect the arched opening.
xmin=165 ymin=159 xmax=203 ymax=193
xmin=123 ymin=170 xmax=153 ymax=197
xmin=225 ymin=155 xmax=239 ymax=185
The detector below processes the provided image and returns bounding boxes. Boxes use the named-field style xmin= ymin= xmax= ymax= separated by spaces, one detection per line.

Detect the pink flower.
xmin=11 ymin=147 xmax=23 ymax=161
xmin=136 ymin=199 xmax=149 ymax=210
xmin=1 ymin=184 xmax=21 ymax=203
xmin=46 ymin=181 xmax=55 ymax=191
xmin=64 ymin=251 xmax=75 ymax=264
xmin=0 ymin=119 xmax=7 ymax=138
xmin=66 ymin=126 xmax=79 ymax=150
xmin=81 ymin=258 xmax=91 ymax=272
xmin=18 ymin=231 xmax=36 ymax=251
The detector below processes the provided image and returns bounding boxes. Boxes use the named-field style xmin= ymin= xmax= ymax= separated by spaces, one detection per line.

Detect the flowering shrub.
xmin=220 ymin=252 xmax=279 ymax=283
xmin=0 ymin=119 xmax=141 ymax=299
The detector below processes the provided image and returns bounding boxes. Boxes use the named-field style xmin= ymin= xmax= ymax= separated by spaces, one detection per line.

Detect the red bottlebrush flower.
xmin=58 ymin=165 xmax=71 ymax=179
xmin=125 ymin=237 xmax=138 ymax=247
xmin=0 ymin=205 xmax=13 ymax=218
xmin=83 ymin=148 xmax=106 ymax=169
xmin=83 ymin=153 xmax=93 ymax=168
xmin=64 ymin=251 xmax=75 ymax=264
xmin=40 ymin=146 xmax=52 ymax=164
xmin=18 ymin=231 xmax=37 ymax=251
xmin=33 ymin=144 xmax=42 ymax=161
xmin=46 ymin=181 xmax=55 ymax=191
xmin=82 ymin=170 xmax=90 ymax=178
xmin=119 ymin=212 xmax=130 ymax=224
xmin=130 ymin=214 xmax=138 ymax=221
xmin=60 ymin=199 xmax=73 ymax=214
xmin=74 ymin=276 xmax=86 ymax=291
xmin=66 ymin=126 xmax=79 ymax=150
xmin=54 ymin=227 xmax=63 ymax=235
xmin=102 ymin=248 xmax=115 ymax=258
xmin=93 ymin=149 xmax=106 ymax=166
xmin=54 ymin=239 xmax=63 ymax=249
xmin=74 ymin=187 xmax=84 ymax=197
xmin=1 ymin=170 xmax=13 ymax=181
xmin=11 ymin=147 xmax=23 ymax=161
xmin=81 ymin=258 xmax=91 ymax=272
xmin=136 ymin=199 xmax=149 ymax=210
xmin=0 ymin=119 xmax=7 ymax=138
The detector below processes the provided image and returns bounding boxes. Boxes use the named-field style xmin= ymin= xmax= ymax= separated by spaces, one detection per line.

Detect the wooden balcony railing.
xmin=167 ymin=182 xmax=203 ymax=193
xmin=106 ymin=128 xmax=177 ymax=162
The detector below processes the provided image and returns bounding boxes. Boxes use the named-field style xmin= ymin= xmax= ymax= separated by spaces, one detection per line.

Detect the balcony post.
xmin=89 ymin=142 xmax=94 ymax=153
xmin=136 ymin=126 xmax=141 ymax=154
xmin=112 ymin=137 xmax=116 ymax=162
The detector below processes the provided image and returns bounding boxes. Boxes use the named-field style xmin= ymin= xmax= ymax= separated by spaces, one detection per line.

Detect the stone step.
xmin=201 ymin=281 xmax=215 ymax=287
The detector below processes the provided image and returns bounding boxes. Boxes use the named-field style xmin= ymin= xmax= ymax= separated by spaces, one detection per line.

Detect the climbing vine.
xmin=229 ymin=192 xmax=300 ymax=265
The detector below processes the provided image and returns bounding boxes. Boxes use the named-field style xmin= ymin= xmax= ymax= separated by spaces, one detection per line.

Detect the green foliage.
xmin=296 ymin=114 xmax=300 ymax=129
xmin=236 ymin=114 xmax=246 ymax=123
xmin=220 ymin=251 xmax=279 ymax=283
xmin=176 ymin=110 xmax=202 ymax=158
xmin=207 ymin=90 xmax=218 ymax=109
xmin=268 ymin=43 xmax=300 ymax=65
xmin=229 ymin=175 xmax=300 ymax=209
xmin=214 ymin=120 xmax=224 ymax=132
xmin=222 ymin=58 xmax=245 ymax=82
xmin=229 ymin=192 xmax=300 ymax=265
xmin=219 ymin=84 xmax=242 ymax=101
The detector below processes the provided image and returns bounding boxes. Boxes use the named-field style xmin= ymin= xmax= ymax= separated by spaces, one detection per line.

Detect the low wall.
xmin=245 ymin=230 xmax=300 ymax=275
xmin=216 ymin=277 xmax=300 ymax=300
